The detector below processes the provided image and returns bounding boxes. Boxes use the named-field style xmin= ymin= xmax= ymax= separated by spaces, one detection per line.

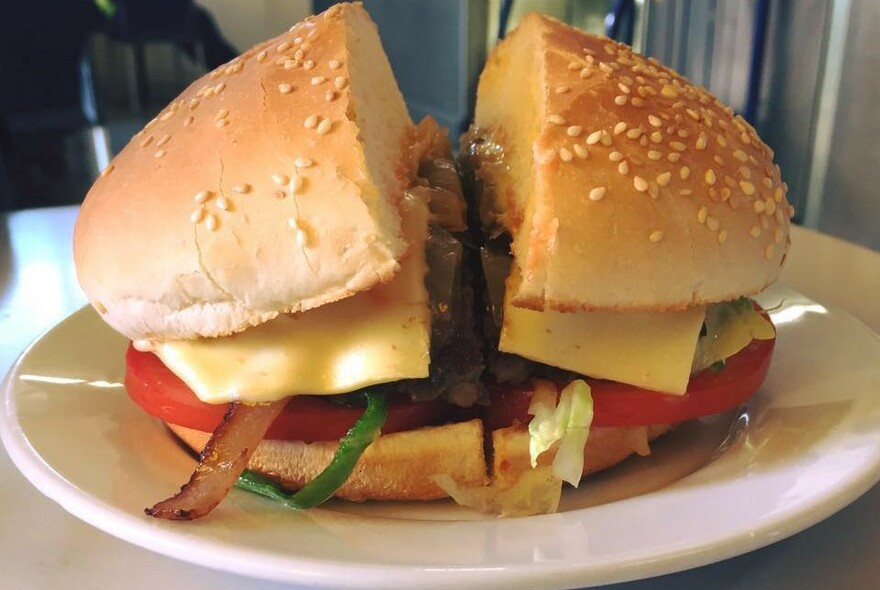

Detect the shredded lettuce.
xmin=527 ymin=379 xmax=594 ymax=487
xmin=692 ymin=298 xmax=775 ymax=374
xmin=432 ymin=466 xmax=562 ymax=517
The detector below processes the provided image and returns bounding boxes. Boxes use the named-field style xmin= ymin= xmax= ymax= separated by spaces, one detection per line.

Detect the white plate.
xmin=3 ymin=284 xmax=880 ymax=590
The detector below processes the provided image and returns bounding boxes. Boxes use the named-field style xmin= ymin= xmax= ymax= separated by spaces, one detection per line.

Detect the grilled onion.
xmin=146 ymin=399 xmax=287 ymax=520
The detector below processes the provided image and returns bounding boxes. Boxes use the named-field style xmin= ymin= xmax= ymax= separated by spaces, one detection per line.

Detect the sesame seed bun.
xmin=166 ymin=419 xmax=671 ymax=501
xmin=470 ymin=13 xmax=793 ymax=313
xmin=74 ymin=3 xmax=416 ymax=341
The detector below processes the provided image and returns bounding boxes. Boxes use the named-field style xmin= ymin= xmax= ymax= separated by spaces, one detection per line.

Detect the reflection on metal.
xmin=804 ymin=0 xmax=852 ymax=229
xmin=632 ymin=0 xmax=651 ymax=54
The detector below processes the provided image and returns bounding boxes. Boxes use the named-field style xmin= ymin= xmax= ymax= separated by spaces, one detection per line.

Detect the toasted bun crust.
xmin=168 ymin=419 xmax=671 ymax=501
xmin=74 ymin=4 xmax=416 ymax=341
xmin=472 ymin=13 xmax=793 ymax=313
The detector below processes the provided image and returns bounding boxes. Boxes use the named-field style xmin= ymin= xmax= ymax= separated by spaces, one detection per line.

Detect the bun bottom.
xmin=167 ymin=419 xmax=672 ymax=501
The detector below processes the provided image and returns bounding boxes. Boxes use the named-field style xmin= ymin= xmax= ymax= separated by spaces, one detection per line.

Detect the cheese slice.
xmin=155 ymin=196 xmax=431 ymax=404
xmin=500 ymin=294 xmax=706 ymax=395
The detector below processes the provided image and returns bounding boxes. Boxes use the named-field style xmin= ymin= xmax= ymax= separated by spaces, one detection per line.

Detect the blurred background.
xmin=0 ymin=0 xmax=877 ymax=251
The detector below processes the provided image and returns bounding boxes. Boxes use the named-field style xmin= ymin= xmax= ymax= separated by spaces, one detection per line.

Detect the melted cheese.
xmin=500 ymin=295 xmax=706 ymax=395
xmin=156 ymin=197 xmax=431 ymax=404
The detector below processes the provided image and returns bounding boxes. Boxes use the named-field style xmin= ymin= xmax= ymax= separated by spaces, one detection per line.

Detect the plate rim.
xmin=4 ymin=289 xmax=880 ymax=589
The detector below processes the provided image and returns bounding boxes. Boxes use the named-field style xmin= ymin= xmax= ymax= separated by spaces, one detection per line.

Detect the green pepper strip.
xmin=235 ymin=392 xmax=388 ymax=510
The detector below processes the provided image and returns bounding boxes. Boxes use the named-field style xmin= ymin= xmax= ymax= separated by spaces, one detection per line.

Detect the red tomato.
xmin=485 ymin=336 xmax=775 ymax=429
xmin=124 ymin=345 xmax=451 ymax=442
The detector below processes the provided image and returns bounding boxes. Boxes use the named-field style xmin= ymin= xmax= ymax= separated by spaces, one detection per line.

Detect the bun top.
xmin=74 ymin=3 xmax=417 ymax=341
xmin=471 ymin=13 xmax=793 ymax=312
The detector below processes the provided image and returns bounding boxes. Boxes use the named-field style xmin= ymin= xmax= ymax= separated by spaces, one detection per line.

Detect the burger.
xmin=453 ymin=12 xmax=792 ymax=510
xmin=73 ymin=4 xmax=793 ymax=520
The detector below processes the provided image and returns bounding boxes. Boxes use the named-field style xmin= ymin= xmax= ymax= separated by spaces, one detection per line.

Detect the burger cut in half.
xmin=74 ymin=3 xmax=485 ymax=519
xmin=452 ymin=13 xmax=793 ymax=511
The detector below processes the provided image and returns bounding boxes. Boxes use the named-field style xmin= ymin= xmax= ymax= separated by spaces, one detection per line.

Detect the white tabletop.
xmin=2 ymin=206 xmax=880 ymax=590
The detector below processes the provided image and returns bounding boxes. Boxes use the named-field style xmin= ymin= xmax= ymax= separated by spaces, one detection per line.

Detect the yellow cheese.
xmin=156 ymin=196 xmax=431 ymax=404
xmin=500 ymin=294 xmax=706 ymax=395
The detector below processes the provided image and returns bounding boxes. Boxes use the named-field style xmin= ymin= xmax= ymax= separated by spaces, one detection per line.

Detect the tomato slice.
xmin=124 ymin=345 xmax=451 ymax=442
xmin=485 ymin=335 xmax=775 ymax=429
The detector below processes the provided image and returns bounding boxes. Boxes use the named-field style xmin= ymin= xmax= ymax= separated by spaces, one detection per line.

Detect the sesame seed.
xmin=705 ymin=169 xmax=717 ymax=185
xmin=765 ymin=199 xmax=777 ymax=215
xmin=764 ymin=244 xmax=775 ymax=260
xmin=568 ymin=62 xmax=581 ymax=71
xmin=739 ymin=166 xmax=752 ymax=179
xmin=334 ymin=76 xmax=348 ymax=90
xmin=742 ymin=132 xmax=752 ymax=144
xmin=633 ymin=176 xmax=648 ymax=192
xmin=273 ymin=174 xmax=289 ymax=186
xmin=294 ymin=157 xmax=314 ymax=168
xmin=216 ymin=196 xmax=230 ymax=211
xmin=215 ymin=119 xmax=229 ymax=128
xmin=283 ymin=60 xmax=298 ymax=70
xmin=291 ymin=174 xmax=304 ymax=194
xmin=716 ymin=134 xmax=728 ymax=148
xmin=774 ymin=187 xmax=784 ymax=202
xmin=600 ymin=132 xmax=612 ymax=146
xmin=670 ymin=141 xmax=686 ymax=151
xmin=294 ymin=49 xmax=305 ymax=60
xmin=667 ymin=152 xmax=682 ymax=163
xmin=559 ymin=147 xmax=573 ymax=162
xmin=762 ymin=177 xmax=773 ymax=189
xmin=232 ymin=184 xmax=251 ymax=194
xmin=657 ymin=172 xmax=671 ymax=186
xmin=679 ymin=166 xmax=691 ymax=180
xmin=631 ymin=96 xmax=645 ymax=107
xmin=205 ymin=214 xmax=218 ymax=231
xmin=316 ymin=118 xmax=332 ymax=135
xmin=100 ymin=164 xmax=114 ymax=177
xmin=304 ymin=60 xmax=317 ymax=71
xmin=618 ymin=161 xmax=630 ymax=175
xmin=648 ymin=115 xmax=662 ymax=127
xmin=216 ymin=109 xmax=230 ymax=120
xmin=573 ymin=144 xmax=588 ymax=159
xmin=599 ymin=62 xmax=614 ymax=74
xmin=548 ymin=114 xmax=566 ymax=125
xmin=293 ymin=37 xmax=303 ymax=45
xmin=660 ymin=84 xmax=679 ymax=98
xmin=215 ymin=82 xmax=226 ymax=94
xmin=614 ymin=95 xmax=628 ymax=106
xmin=650 ymin=131 xmax=662 ymax=143
xmin=647 ymin=150 xmax=661 ymax=161
xmin=194 ymin=190 xmax=211 ymax=204
xmin=556 ymin=85 xmax=570 ymax=94
xmin=155 ymin=134 xmax=171 ymax=147
xmin=618 ymin=83 xmax=631 ymax=94
xmin=626 ymin=127 xmax=643 ymax=139
xmin=697 ymin=206 xmax=708 ymax=223
xmin=649 ymin=230 xmax=664 ymax=243
xmin=154 ymin=149 xmax=166 ymax=158
xmin=707 ymin=216 xmax=720 ymax=231
xmin=714 ymin=155 xmax=725 ymax=166
xmin=566 ymin=125 xmax=583 ymax=137
xmin=329 ymin=59 xmax=341 ymax=70
xmin=277 ymin=41 xmax=290 ymax=52
xmin=159 ymin=111 xmax=174 ymax=121
xmin=140 ymin=136 xmax=153 ymax=148
xmin=686 ymin=108 xmax=699 ymax=121
xmin=753 ymin=200 xmax=766 ymax=213
xmin=606 ymin=151 xmax=623 ymax=162
xmin=183 ymin=116 xmax=194 ymax=127
xmin=740 ymin=181 xmax=756 ymax=195
xmin=717 ymin=230 xmax=728 ymax=244
xmin=613 ymin=122 xmax=627 ymax=135
xmin=304 ymin=114 xmax=318 ymax=129
xmin=278 ymin=83 xmax=293 ymax=94
xmin=750 ymin=225 xmax=762 ymax=238
xmin=325 ymin=90 xmax=338 ymax=102
xmin=189 ymin=98 xmax=200 ymax=110
xmin=190 ymin=207 xmax=206 ymax=223
xmin=257 ymin=50 xmax=269 ymax=62
xmin=774 ymin=228 xmax=784 ymax=243
xmin=311 ymin=76 xmax=326 ymax=86
xmin=734 ymin=149 xmax=748 ymax=162
xmin=586 ymin=130 xmax=602 ymax=145
xmin=589 ymin=187 xmax=606 ymax=201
